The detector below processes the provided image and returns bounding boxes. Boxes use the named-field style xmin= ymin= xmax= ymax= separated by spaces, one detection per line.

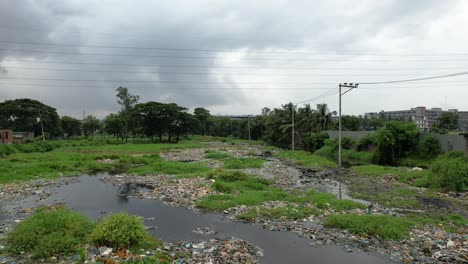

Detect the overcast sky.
xmin=1 ymin=0 xmax=467 ymax=118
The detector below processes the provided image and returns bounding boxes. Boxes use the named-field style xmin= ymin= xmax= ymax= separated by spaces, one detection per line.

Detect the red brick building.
xmin=0 ymin=129 xmax=13 ymax=144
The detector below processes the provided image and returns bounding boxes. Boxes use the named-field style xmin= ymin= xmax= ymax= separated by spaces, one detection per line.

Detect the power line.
xmin=0 ymin=82 xmax=334 ymax=89
xmin=1 ymin=60 xmax=464 ymax=75
xmin=3 ymin=40 xmax=468 ymax=56
xmin=6 ymin=66 xmax=468 ymax=79
xmin=4 ymin=48 xmax=468 ymax=63
xmin=358 ymin=71 xmax=468 ymax=85
xmin=0 ymin=82 xmax=466 ymax=89
xmin=294 ymin=88 xmax=339 ymax=105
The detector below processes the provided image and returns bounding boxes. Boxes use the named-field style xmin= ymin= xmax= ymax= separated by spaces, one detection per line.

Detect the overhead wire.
xmin=3 ymin=40 xmax=468 ymax=56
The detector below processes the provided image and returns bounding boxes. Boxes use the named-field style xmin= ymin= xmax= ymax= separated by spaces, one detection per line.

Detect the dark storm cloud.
xmin=0 ymin=0 xmax=467 ymax=117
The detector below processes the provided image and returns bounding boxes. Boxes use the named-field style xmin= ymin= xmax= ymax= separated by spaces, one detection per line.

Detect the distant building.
xmin=458 ymin=111 xmax=468 ymax=132
xmin=0 ymin=130 xmax=35 ymax=144
xmin=0 ymin=129 xmax=13 ymax=144
xmin=365 ymin=106 xmax=466 ymax=132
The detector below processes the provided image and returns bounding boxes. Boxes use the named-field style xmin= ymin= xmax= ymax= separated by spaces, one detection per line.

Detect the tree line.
xmin=0 ymin=87 xmax=459 ymax=146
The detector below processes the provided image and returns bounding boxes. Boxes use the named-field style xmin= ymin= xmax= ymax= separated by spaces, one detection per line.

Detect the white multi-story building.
xmin=365 ymin=106 xmax=463 ymax=132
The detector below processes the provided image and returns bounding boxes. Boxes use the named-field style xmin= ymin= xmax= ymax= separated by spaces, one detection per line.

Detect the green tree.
xmin=115 ymin=87 xmax=139 ymax=140
xmin=194 ymin=107 xmax=211 ymax=135
xmin=82 ymin=115 xmax=101 ymax=138
xmin=103 ymin=113 xmax=125 ymax=139
xmin=315 ymin=103 xmax=333 ymax=133
xmin=374 ymin=121 xmax=419 ymax=165
xmin=0 ymin=98 xmax=62 ymax=138
xmin=341 ymin=115 xmax=362 ymax=131
xmin=61 ymin=116 xmax=82 ymax=138
xmin=419 ymin=136 xmax=441 ymax=159
xmin=432 ymin=112 xmax=459 ymax=133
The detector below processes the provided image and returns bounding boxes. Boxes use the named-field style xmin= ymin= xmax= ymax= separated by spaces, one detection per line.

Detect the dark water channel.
xmin=1 ymin=175 xmax=397 ymax=264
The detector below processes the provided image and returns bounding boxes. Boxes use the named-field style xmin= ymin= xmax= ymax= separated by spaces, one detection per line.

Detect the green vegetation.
xmin=325 ymin=213 xmax=468 ymax=240
xmin=419 ymin=136 xmax=441 ymax=159
xmin=237 ymin=205 xmax=320 ymax=221
xmin=197 ymin=171 xmax=365 ymax=211
xmin=204 ymin=150 xmax=232 ymax=159
xmin=128 ymin=160 xmax=211 ymax=175
xmin=6 ymin=208 xmax=163 ymax=260
xmin=223 ymin=157 xmax=264 ymax=169
xmin=6 ymin=207 xmax=93 ymax=258
xmin=325 ymin=214 xmax=417 ymax=240
xmin=352 ymin=165 xmax=431 ymax=184
xmin=275 ymin=150 xmax=335 ymax=168
xmin=90 ymin=212 xmax=155 ymax=250
xmin=430 ymin=152 xmax=468 ymax=192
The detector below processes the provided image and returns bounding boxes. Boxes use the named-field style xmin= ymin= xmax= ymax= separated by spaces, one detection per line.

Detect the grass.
xmin=237 ymin=205 xmax=320 ymax=221
xmin=0 ymin=145 xmax=211 ymax=183
xmin=275 ymin=150 xmax=335 ymax=168
xmin=6 ymin=206 xmax=94 ymax=258
xmin=197 ymin=171 xmax=365 ymax=211
xmin=204 ymin=150 xmax=232 ymax=159
xmin=353 ymin=190 xmax=422 ymax=209
xmin=325 ymin=213 xmax=468 ymax=240
xmin=325 ymin=214 xmax=416 ymax=240
xmin=352 ymin=164 xmax=431 ymax=185
xmin=341 ymin=150 xmax=374 ymax=165
xmin=128 ymin=160 xmax=211 ymax=175
xmin=6 ymin=207 xmax=164 ymax=261
xmin=223 ymin=157 xmax=264 ymax=169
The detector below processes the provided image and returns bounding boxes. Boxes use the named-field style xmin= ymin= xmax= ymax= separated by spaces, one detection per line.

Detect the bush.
xmin=357 ymin=133 xmax=376 ymax=151
xmin=419 ymin=136 xmax=441 ymax=159
xmin=7 ymin=207 xmax=93 ymax=258
xmin=374 ymin=121 xmax=419 ymax=165
xmin=208 ymin=169 xmax=248 ymax=182
xmin=307 ymin=132 xmax=329 ymax=152
xmin=430 ymin=152 xmax=468 ymax=192
xmin=90 ymin=212 xmax=148 ymax=250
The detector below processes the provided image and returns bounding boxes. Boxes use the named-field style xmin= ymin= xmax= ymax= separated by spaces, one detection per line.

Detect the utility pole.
xmin=338 ymin=83 xmax=358 ymax=168
xmin=247 ymin=116 xmax=251 ymax=140
xmin=292 ymin=105 xmax=295 ymax=150
xmin=37 ymin=113 xmax=45 ymax=142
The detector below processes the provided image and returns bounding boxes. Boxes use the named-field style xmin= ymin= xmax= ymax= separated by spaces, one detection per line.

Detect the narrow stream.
xmin=1 ymin=175 xmax=397 ymax=264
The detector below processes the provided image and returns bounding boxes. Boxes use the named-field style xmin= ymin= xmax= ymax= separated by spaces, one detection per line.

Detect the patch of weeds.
xmin=223 ymin=157 xmax=264 ymax=169
xmin=6 ymin=207 xmax=94 ymax=259
xmin=275 ymin=150 xmax=335 ymax=168
xmin=204 ymin=151 xmax=232 ymax=160
xmin=325 ymin=214 xmax=416 ymax=240
xmin=197 ymin=173 xmax=364 ymax=211
xmin=304 ymin=190 xmax=367 ymax=211
xmin=208 ymin=169 xmax=248 ymax=181
xmin=128 ymin=160 xmax=211 ymax=175
xmin=237 ymin=205 xmax=320 ymax=221
xmin=352 ymin=165 xmax=431 ymax=185
xmin=90 ymin=212 xmax=158 ymax=250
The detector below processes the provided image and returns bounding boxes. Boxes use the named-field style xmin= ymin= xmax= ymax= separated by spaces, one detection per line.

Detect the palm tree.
xmin=315 ymin=103 xmax=333 ymax=133
xmin=296 ymin=104 xmax=316 ymax=148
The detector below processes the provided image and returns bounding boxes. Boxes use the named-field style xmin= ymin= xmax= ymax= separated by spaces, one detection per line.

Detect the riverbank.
xmin=1 ymin=139 xmax=467 ymax=263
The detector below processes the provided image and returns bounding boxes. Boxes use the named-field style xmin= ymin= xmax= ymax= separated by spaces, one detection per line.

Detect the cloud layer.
xmin=1 ymin=0 xmax=467 ymax=118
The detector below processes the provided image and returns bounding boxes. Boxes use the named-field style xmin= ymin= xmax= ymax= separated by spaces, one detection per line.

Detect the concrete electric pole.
xmin=338 ymin=83 xmax=358 ymax=168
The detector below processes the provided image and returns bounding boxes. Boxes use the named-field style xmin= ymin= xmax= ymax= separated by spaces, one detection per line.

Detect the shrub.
xmin=90 ymin=212 xmax=148 ymax=250
xmin=430 ymin=152 xmax=468 ymax=192
xmin=7 ymin=207 xmax=93 ymax=258
xmin=419 ymin=136 xmax=441 ymax=159
xmin=307 ymin=132 xmax=329 ymax=152
xmin=325 ymin=214 xmax=415 ymax=240
xmin=357 ymin=133 xmax=376 ymax=151
xmin=208 ymin=169 xmax=248 ymax=182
